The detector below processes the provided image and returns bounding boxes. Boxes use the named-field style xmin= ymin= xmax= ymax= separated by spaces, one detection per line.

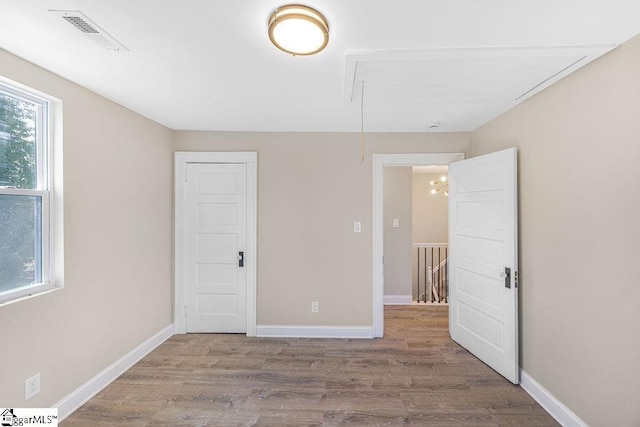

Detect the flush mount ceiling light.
xmin=268 ymin=4 xmax=329 ymax=56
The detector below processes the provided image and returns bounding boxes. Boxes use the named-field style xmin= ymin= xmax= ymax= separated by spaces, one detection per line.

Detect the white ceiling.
xmin=1 ymin=1 xmax=639 ymax=132
xmin=345 ymin=45 xmax=615 ymax=131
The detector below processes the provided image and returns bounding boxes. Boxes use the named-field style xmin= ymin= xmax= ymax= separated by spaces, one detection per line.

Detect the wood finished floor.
xmin=63 ymin=306 xmax=558 ymax=426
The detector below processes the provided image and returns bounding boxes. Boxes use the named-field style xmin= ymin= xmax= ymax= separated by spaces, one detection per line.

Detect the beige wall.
xmin=0 ymin=49 xmax=173 ymax=407
xmin=174 ymin=132 xmax=471 ymax=325
xmin=412 ymin=172 xmax=448 ymax=244
xmin=383 ymin=167 xmax=413 ymax=297
xmin=472 ymin=34 xmax=640 ymax=426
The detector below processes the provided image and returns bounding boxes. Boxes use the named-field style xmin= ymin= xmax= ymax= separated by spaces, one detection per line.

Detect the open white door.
xmin=448 ymin=148 xmax=518 ymax=383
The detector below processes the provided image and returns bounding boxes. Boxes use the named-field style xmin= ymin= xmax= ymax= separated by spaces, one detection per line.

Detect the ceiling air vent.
xmin=49 ymin=10 xmax=128 ymax=51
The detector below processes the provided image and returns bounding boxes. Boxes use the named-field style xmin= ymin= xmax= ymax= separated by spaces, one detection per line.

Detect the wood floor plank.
xmin=62 ymin=305 xmax=559 ymax=426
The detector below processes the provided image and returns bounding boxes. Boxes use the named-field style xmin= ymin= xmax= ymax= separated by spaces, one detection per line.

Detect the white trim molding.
xmin=54 ymin=324 xmax=174 ymax=421
xmin=520 ymin=370 xmax=587 ymax=427
xmin=257 ymin=325 xmax=374 ymax=339
xmin=373 ymin=153 xmax=465 ymax=337
xmin=174 ymin=152 xmax=258 ymax=336
xmin=0 ymin=78 xmax=64 ymax=305
xmin=384 ymin=295 xmax=413 ymax=305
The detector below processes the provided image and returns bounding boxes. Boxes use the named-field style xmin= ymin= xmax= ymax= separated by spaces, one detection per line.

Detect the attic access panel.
xmin=344 ymin=45 xmax=615 ymax=130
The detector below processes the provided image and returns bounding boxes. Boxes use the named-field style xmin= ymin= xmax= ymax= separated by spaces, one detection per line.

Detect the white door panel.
xmin=448 ymin=148 xmax=518 ymax=383
xmin=185 ymin=163 xmax=247 ymax=333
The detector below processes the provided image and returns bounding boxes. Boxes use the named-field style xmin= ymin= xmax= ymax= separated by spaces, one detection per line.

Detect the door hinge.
xmin=514 ymin=271 xmax=519 ymax=288
xmin=185 ymin=165 xmax=189 ymax=183
xmin=184 ymin=305 xmax=188 ymax=319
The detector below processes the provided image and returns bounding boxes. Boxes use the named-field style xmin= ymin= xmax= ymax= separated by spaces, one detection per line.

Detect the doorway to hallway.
xmin=412 ymin=165 xmax=450 ymax=305
xmin=374 ymin=149 xmax=520 ymax=384
xmin=382 ymin=165 xmax=450 ymax=306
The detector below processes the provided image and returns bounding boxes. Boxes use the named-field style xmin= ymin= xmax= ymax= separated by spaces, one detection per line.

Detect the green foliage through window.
xmin=0 ymin=89 xmax=43 ymax=294
xmin=0 ymin=92 xmax=37 ymax=189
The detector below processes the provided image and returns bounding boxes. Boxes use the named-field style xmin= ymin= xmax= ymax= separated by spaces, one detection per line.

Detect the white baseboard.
xmin=520 ymin=369 xmax=587 ymax=427
xmin=54 ymin=324 xmax=175 ymax=421
xmin=383 ymin=295 xmax=413 ymax=305
xmin=257 ymin=325 xmax=373 ymax=339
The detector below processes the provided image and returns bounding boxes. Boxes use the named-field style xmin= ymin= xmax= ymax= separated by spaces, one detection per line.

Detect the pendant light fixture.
xmin=268 ymin=5 xmax=329 ymax=56
xmin=430 ymin=176 xmax=449 ymax=196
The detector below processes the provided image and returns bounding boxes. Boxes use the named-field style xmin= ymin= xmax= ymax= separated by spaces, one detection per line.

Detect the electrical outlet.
xmin=26 ymin=373 xmax=40 ymax=400
xmin=311 ymin=301 xmax=319 ymax=313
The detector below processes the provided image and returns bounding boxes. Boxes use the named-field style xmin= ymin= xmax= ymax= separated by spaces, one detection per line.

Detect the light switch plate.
xmin=393 ymin=219 xmax=400 ymax=228
xmin=353 ymin=221 xmax=361 ymax=233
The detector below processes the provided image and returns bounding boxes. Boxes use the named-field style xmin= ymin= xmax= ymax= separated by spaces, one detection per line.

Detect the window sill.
xmin=0 ymin=285 xmax=63 ymax=307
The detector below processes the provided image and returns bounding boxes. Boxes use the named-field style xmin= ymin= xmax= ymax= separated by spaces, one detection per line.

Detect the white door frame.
xmin=373 ymin=152 xmax=464 ymax=337
xmin=174 ymin=151 xmax=258 ymax=336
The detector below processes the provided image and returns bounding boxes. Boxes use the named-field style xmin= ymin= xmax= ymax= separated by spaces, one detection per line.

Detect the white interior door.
xmin=448 ymin=148 xmax=518 ymax=383
xmin=185 ymin=163 xmax=247 ymax=333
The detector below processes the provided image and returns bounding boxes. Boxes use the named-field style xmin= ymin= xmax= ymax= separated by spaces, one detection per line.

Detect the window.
xmin=0 ymin=79 xmax=56 ymax=304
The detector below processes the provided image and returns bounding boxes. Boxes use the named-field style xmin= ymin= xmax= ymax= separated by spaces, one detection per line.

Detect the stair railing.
xmin=414 ymin=243 xmax=448 ymax=303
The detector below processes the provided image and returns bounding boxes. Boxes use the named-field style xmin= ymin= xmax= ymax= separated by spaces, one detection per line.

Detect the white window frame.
xmin=0 ymin=77 xmax=62 ymax=305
